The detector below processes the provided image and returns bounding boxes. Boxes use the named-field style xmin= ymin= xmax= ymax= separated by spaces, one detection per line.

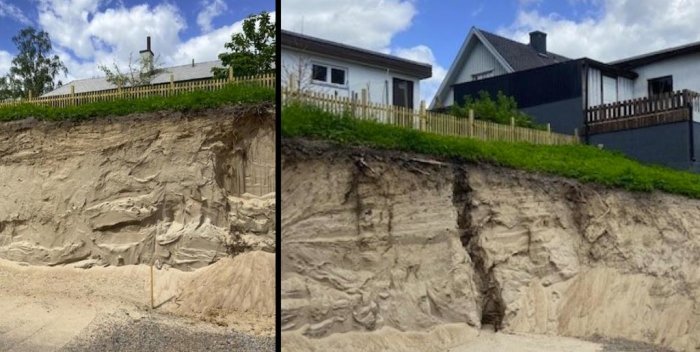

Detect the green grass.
xmin=282 ymin=103 xmax=700 ymax=199
xmin=0 ymin=83 xmax=274 ymax=122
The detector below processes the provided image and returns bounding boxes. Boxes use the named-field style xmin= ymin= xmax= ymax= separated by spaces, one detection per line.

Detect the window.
xmin=331 ymin=68 xmax=345 ymax=85
xmin=392 ymin=78 xmax=414 ymax=109
xmin=648 ymin=76 xmax=673 ymax=96
xmin=311 ymin=63 xmax=347 ymax=87
xmin=472 ymin=70 xmax=493 ymax=81
xmin=312 ymin=65 xmax=327 ymax=82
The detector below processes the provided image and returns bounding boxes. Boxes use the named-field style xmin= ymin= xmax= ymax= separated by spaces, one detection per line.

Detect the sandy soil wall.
xmin=281 ymin=139 xmax=700 ymax=352
xmin=0 ymin=106 xmax=275 ymax=270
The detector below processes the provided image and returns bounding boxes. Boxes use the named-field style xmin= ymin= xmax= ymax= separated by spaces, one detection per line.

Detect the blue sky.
xmin=390 ymin=0 xmax=601 ymax=69
xmin=0 ymin=0 xmax=275 ymax=82
xmin=282 ymin=0 xmax=700 ymax=102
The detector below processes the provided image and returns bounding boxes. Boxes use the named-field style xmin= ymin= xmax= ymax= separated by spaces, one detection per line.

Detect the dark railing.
xmin=585 ymin=89 xmax=700 ymax=124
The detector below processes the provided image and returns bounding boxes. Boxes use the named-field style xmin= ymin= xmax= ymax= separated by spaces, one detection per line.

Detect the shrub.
xmin=451 ymin=90 xmax=544 ymax=129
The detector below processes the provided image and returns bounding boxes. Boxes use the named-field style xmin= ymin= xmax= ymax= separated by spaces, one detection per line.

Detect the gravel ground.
xmin=58 ymin=310 xmax=275 ymax=352
xmin=586 ymin=335 xmax=676 ymax=352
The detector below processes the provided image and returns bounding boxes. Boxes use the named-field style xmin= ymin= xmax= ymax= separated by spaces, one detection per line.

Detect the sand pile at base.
xmin=282 ymin=324 xmax=604 ymax=352
xmin=174 ymin=251 xmax=275 ymax=334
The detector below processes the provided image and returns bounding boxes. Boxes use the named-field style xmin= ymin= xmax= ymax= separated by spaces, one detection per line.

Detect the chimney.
xmin=192 ymin=58 xmax=195 ymax=67
xmin=529 ymin=31 xmax=547 ymax=54
xmin=139 ymin=36 xmax=154 ymax=73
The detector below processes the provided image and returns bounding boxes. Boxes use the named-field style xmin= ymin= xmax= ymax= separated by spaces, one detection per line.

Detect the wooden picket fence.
xmin=283 ymin=88 xmax=580 ymax=145
xmin=0 ymin=70 xmax=275 ymax=109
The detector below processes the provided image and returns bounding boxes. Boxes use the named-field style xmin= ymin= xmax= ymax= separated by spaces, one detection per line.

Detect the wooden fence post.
xmin=70 ymin=85 xmax=75 ymax=106
xmin=228 ymin=66 xmax=234 ymax=82
xmin=170 ymin=73 xmax=174 ymax=94
xmin=289 ymin=73 xmax=298 ymax=92
xmin=468 ymin=109 xmax=475 ymax=138
xmin=361 ymin=89 xmax=368 ymax=119
xmin=28 ymin=90 xmax=33 ymax=100
xmin=419 ymin=100 xmax=426 ymax=131
xmin=510 ymin=116 xmax=515 ymax=142
xmin=574 ymin=128 xmax=579 ymax=143
xmin=546 ymin=123 xmax=552 ymax=144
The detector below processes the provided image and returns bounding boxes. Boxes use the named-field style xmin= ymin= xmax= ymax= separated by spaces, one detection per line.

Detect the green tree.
xmin=212 ymin=11 xmax=276 ymax=79
xmin=2 ymin=27 xmax=67 ymax=99
xmin=452 ymin=90 xmax=543 ymax=129
xmin=99 ymin=53 xmax=166 ymax=88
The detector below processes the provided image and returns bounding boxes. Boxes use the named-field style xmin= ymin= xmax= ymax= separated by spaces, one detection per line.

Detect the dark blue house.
xmin=433 ymin=27 xmax=700 ymax=171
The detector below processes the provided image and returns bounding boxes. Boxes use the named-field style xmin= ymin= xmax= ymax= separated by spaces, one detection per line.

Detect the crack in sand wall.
xmin=282 ymin=139 xmax=700 ymax=351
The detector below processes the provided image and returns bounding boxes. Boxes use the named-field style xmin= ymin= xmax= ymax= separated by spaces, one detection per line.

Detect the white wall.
xmin=441 ymin=39 xmax=508 ymax=107
xmin=454 ymin=40 xmax=508 ymax=84
xmin=587 ymin=68 xmax=602 ymax=107
xmin=281 ymin=47 xmax=423 ymax=110
xmin=586 ymin=68 xmax=635 ymax=107
xmin=630 ymin=52 xmax=700 ymax=98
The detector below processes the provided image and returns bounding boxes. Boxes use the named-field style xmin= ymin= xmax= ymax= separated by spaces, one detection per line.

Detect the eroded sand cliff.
xmin=0 ymin=106 xmax=275 ymax=269
xmin=281 ymin=139 xmax=699 ymax=352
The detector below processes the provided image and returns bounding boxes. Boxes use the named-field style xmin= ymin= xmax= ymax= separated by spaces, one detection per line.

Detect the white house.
xmin=42 ymin=36 xmax=224 ymax=97
xmin=281 ymin=30 xmax=432 ymax=110
xmin=431 ymin=27 xmax=569 ymax=109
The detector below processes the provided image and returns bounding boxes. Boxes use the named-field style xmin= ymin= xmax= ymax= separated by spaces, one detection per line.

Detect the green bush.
xmin=282 ymin=103 xmax=700 ymax=199
xmin=451 ymin=90 xmax=544 ymax=130
xmin=0 ymin=82 xmax=274 ymax=121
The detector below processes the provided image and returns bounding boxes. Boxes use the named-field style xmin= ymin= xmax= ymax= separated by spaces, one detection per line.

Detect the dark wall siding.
xmin=452 ymin=60 xmax=583 ymax=109
xmin=692 ymin=121 xmax=700 ymax=162
xmin=521 ymin=97 xmax=583 ymax=135
xmin=451 ymin=60 xmax=584 ymax=135
xmin=589 ymin=122 xmax=691 ymax=170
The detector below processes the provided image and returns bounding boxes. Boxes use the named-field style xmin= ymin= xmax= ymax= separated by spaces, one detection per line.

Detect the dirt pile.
xmin=0 ymin=106 xmax=275 ymax=270
xmin=174 ymin=250 xmax=275 ymax=335
xmin=281 ymin=139 xmax=699 ymax=352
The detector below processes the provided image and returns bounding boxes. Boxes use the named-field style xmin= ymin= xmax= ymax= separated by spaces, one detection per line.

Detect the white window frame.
xmin=310 ymin=61 xmax=348 ymax=88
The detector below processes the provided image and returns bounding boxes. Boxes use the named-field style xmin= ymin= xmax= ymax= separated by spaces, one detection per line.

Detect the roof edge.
xmin=281 ymin=30 xmax=431 ymax=79
xmin=609 ymin=40 xmax=700 ymax=68
xmin=429 ymin=27 xmax=513 ymax=110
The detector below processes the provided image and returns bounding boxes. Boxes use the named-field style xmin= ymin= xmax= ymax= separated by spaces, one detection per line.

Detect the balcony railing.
xmin=584 ymin=90 xmax=700 ymax=134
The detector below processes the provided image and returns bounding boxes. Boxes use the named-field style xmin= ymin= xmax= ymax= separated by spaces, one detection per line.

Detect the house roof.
xmin=42 ymin=60 xmax=223 ymax=97
xmin=281 ymin=30 xmax=432 ymax=79
xmin=431 ymin=27 xmax=570 ymax=109
xmin=609 ymin=40 xmax=700 ymax=69
xmin=477 ymin=29 xmax=569 ymax=71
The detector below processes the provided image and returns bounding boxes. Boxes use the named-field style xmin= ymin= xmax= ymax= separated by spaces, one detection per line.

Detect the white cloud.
xmin=500 ymin=0 xmax=700 ymax=62
xmin=281 ymin=0 xmax=417 ymax=52
xmin=0 ymin=0 xmax=31 ymax=25
xmin=0 ymin=50 xmax=12 ymax=76
xmin=37 ymin=0 xmax=103 ymax=59
xmin=173 ymin=20 xmax=242 ymax=65
xmin=31 ymin=1 xmax=259 ymax=84
xmin=173 ymin=11 xmax=276 ymax=66
xmin=392 ymin=45 xmax=447 ymax=103
xmin=281 ymin=0 xmax=441 ymax=102
xmin=197 ymin=0 xmax=228 ymax=33
xmin=86 ymin=3 xmax=186 ymax=64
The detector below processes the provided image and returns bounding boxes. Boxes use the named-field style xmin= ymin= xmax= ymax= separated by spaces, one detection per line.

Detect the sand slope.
xmin=174 ymin=251 xmax=276 ymax=334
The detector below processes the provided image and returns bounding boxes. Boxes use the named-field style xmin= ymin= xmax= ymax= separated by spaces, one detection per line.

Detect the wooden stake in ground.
xmin=150 ymin=263 xmax=154 ymax=309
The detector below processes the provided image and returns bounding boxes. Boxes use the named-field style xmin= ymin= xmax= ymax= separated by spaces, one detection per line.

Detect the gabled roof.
xmin=478 ymin=29 xmax=569 ymax=71
xmin=42 ymin=60 xmax=223 ymax=97
xmin=431 ymin=27 xmax=569 ymax=109
xmin=281 ymin=30 xmax=432 ymax=79
xmin=609 ymin=40 xmax=700 ymax=69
